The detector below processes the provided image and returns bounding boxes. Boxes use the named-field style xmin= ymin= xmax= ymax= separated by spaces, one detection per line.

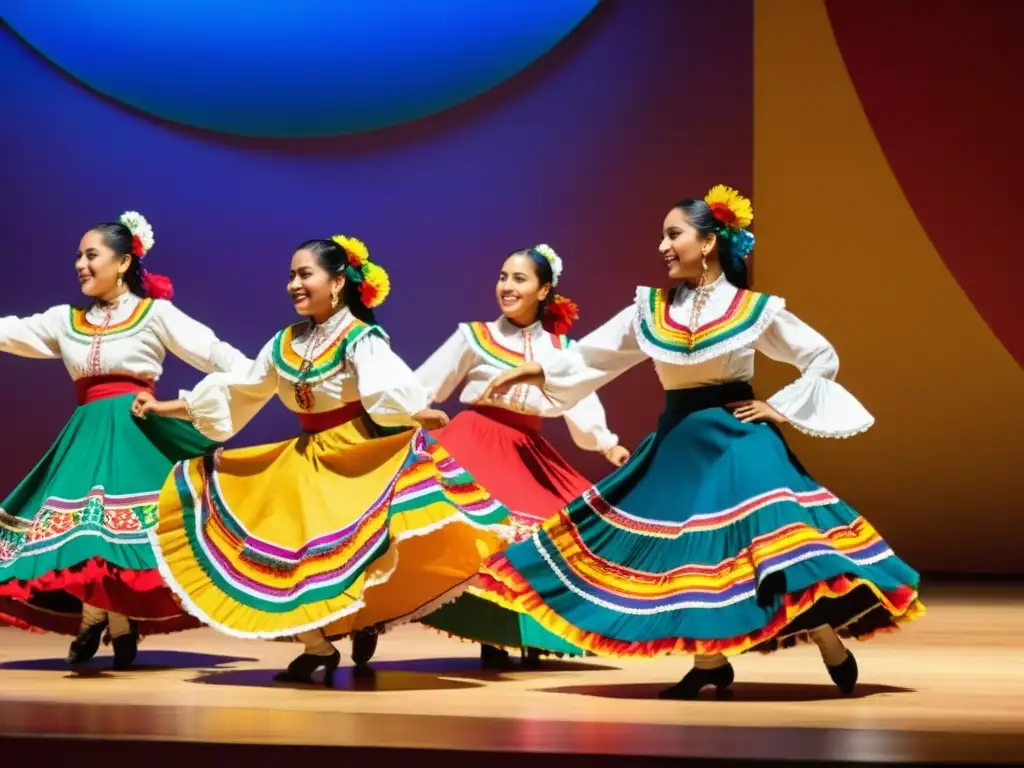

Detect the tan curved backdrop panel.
xmin=754 ymin=0 xmax=1024 ymax=573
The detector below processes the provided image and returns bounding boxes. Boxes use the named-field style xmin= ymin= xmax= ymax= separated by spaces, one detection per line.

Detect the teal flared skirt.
xmin=475 ymin=382 xmax=924 ymax=657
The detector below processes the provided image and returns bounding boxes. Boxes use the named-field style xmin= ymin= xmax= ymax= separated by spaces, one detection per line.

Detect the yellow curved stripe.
xmin=754 ymin=0 xmax=1023 ymax=574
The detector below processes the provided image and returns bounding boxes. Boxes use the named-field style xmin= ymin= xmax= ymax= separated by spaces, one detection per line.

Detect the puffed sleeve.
xmin=753 ymin=309 xmax=875 ymax=438
xmin=415 ymin=329 xmax=475 ymax=403
xmin=539 ymin=304 xmax=648 ymax=413
xmin=180 ymin=338 xmax=279 ymax=442
xmin=349 ymin=333 xmax=431 ymax=428
xmin=0 ymin=306 xmax=67 ymax=359
xmin=562 ymin=392 xmax=620 ymax=452
xmin=152 ymin=300 xmax=251 ymax=374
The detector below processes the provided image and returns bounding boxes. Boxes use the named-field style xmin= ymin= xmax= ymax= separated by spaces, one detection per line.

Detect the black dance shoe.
xmin=66 ymin=620 xmax=107 ymax=666
xmin=351 ymin=628 xmax=378 ymax=668
xmin=111 ymin=623 xmax=140 ymax=670
xmin=827 ymin=650 xmax=858 ymax=695
xmin=480 ymin=643 xmax=512 ymax=669
xmin=273 ymin=648 xmax=342 ymax=687
xmin=521 ymin=646 xmax=543 ymax=669
xmin=658 ymin=662 xmax=735 ymax=700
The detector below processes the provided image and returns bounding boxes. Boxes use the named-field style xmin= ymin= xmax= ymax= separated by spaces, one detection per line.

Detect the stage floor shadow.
xmin=190 ymin=656 xmax=617 ymax=691
xmin=540 ymin=680 xmax=916 ymax=702
xmin=0 ymin=650 xmax=256 ymax=673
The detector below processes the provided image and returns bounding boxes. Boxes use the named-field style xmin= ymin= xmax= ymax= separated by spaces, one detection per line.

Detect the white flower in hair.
xmin=119 ymin=210 xmax=155 ymax=256
xmin=533 ymin=243 xmax=562 ymax=286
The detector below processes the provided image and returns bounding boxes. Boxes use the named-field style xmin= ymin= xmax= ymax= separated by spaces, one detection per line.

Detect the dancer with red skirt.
xmin=0 ymin=212 xmax=250 ymax=669
xmin=413 ymin=245 xmax=629 ymax=668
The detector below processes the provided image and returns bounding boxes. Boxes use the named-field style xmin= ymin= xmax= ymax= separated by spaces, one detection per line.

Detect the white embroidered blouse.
xmin=181 ymin=308 xmax=430 ymax=442
xmin=538 ymin=276 xmax=874 ymax=438
xmin=416 ymin=316 xmax=619 ymax=452
xmin=0 ymin=293 xmax=250 ymax=383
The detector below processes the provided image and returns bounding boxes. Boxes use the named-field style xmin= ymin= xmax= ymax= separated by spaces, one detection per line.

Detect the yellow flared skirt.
xmin=150 ymin=417 xmax=512 ymax=639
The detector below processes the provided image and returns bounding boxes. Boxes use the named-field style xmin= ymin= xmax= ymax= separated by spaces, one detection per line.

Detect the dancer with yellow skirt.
xmin=134 ymin=236 xmax=512 ymax=684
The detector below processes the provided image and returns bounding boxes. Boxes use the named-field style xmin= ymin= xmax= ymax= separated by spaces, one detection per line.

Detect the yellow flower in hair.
xmin=359 ymin=261 xmax=391 ymax=309
xmin=331 ymin=234 xmax=370 ymax=268
xmin=704 ymin=184 xmax=753 ymax=230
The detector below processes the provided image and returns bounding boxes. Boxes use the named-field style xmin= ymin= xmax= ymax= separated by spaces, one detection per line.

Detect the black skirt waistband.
xmin=662 ymin=381 xmax=754 ymax=416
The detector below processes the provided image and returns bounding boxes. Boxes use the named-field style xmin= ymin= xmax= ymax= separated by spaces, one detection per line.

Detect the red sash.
xmin=74 ymin=375 xmax=154 ymax=406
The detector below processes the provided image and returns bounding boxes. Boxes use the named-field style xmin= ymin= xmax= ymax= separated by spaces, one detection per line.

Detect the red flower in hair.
xmin=542 ymin=294 xmax=579 ymax=335
xmin=708 ymin=202 xmax=738 ymax=226
xmin=131 ymin=235 xmax=145 ymax=258
xmin=142 ymin=270 xmax=175 ymax=299
xmin=359 ymin=281 xmax=378 ymax=308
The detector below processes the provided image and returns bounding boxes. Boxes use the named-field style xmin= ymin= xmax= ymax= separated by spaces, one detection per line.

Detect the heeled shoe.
xmin=521 ymin=646 xmax=543 ymax=669
xmin=111 ymin=624 xmax=139 ymax=671
xmin=658 ymin=662 xmax=735 ymax=700
xmin=351 ymin=628 xmax=378 ymax=668
xmin=66 ymin=620 xmax=108 ymax=666
xmin=480 ymin=644 xmax=512 ymax=669
xmin=273 ymin=648 xmax=341 ymax=687
xmin=827 ymin=650 xmax=858 ymax=695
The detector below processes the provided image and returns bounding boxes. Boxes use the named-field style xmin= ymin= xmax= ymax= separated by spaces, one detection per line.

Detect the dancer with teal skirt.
xmin=0 ymin=211 xmax=251 ymax=669
xmin=477 ymin=186 xmax=924 ymax=698
xmin=412 ymin=245 xmax=629 ymax=668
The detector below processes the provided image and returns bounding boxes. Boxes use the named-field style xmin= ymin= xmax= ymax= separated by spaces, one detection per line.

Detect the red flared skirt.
xmin=431 ymin=406 xmax=593 ymax=539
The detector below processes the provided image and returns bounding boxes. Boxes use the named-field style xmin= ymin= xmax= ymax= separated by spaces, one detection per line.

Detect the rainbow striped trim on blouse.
xmin=273 ymin=320 xmax=385 ymax=383
xmin=634 ymin=286 xmax=784 ymax=364
xmin=459 ymin=321 xmax=570 ymax=370
xmin=67 ymin=298 xmax=155 ymax=339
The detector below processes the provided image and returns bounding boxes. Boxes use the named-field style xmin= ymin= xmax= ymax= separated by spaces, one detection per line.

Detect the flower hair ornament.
xmin=527 ymin=244 xmax=578 ymax=335
xmin=330 ymin=235 xmax=391 ymax=309
xmin=118 ymin=210 xmax=175 ymax=299
xmin=704 ymin=184 xmax=756 ymax=261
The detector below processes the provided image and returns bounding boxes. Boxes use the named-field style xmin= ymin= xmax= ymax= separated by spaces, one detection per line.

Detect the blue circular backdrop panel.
xmin=4 ymin=0 xmax=599 ymax=138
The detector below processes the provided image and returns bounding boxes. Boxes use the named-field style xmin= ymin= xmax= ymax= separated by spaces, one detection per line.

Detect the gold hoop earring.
xmin=117 ymin=277 xmax=124 ymax=287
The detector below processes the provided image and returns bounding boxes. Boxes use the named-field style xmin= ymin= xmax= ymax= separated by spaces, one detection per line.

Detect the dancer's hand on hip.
xmin=413 ymin=408 xmax=450 ymax=430
xmin=481 ymin=362 xmax=545 ymax=401
xmin=603 ymin=445 xmax=631 ymax=467
xmin=727 ymin=400 xmax=787 ymax=426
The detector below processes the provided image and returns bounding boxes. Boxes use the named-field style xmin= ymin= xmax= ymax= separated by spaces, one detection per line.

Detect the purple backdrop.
xmin=0 ymin=1 xmax=752 ymax=488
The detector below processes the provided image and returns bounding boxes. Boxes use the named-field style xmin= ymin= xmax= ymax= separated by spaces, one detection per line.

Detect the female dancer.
xmin=135 ymin=235 xmax=513 ymax=684
xmin=0 ymin=211 xmax=251 ymax=669
xmin=477 ymin=186 xmax=924 ymax=698
xmin=412 ymin=244 xmax=629 ymax=668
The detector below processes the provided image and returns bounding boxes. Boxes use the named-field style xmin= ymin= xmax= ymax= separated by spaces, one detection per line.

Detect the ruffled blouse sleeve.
xmin=152 ymin=300 xmax=251 ymax=374
xmin=414 ymin=329 xmax=474 ymax=404
xmin=180 ymin=338 xmax=279 ymax=442
xmin=562 ymin=392 xmax=620 ymax=452
xmin=753 ymin=309 xmax=874 ymax=438
xmin=0 ymin=306 xmax=67 ymax=359
xmin=539 ymin=304 xmax=648 ymax=413
xmin=350 ymin=332 xmax=430 ymax=428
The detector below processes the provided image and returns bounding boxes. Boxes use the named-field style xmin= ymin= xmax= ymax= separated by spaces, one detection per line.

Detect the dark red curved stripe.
xmin=826 ymin=0 xmax=1024 ymax=364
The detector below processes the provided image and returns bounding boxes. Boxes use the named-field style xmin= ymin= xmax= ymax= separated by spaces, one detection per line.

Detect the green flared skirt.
xmin=0 ymin=392 xmax=217 ymax=636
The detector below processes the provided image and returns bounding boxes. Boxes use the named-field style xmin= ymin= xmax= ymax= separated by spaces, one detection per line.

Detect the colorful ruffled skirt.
xmin=0 ymin=377 xmax=216 ymax=636
xmin=475 ymin=382 xmax=925 ymax=657
xmin=151 ymin=402 xmax=512 ymax=640
xmin=417 ymin=407 xmax=587 ymax=655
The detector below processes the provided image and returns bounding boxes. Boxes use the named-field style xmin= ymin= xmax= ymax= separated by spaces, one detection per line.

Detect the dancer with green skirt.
xmin=0 ymin=211 xmax=250 ymax=669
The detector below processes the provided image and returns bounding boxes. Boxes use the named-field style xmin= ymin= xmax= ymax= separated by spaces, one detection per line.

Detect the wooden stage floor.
xmin=0 ymin=583 xmax=1021 ymax=766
